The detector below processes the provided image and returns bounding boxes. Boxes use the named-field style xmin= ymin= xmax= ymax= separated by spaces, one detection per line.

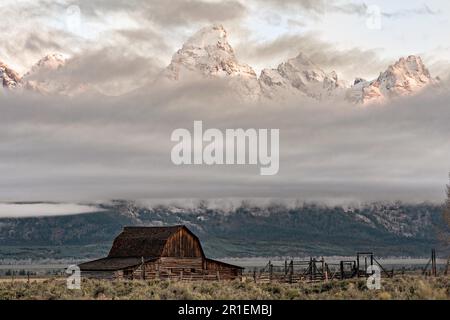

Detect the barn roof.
xmin=79 ymin=257 xmax=156 ymax=271
xmin=107 ymin=225 xmax=203 ymax=258
xmin=205 ymin=258 xmax=245 ymax=270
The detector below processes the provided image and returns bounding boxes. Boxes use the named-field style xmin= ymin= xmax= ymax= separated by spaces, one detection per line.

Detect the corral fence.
xmin=250 ymin=252 xmax=397 ymax=284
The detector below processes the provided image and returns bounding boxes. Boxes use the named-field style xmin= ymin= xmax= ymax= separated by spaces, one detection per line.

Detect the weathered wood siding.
xmin=131 ymin=258 xmax=203 ymax=279
xmin=205 ymin=259 xmax=242 ymax=280
xmin=159 ymin=257 xmax=203 ymax=270
xmin=131 ymin=262 xmax=158 ymax=279
xmin=127 ymin=258 xmax=241 ymax=281
xmin=161 ymin=228 xmax=204 ymax=258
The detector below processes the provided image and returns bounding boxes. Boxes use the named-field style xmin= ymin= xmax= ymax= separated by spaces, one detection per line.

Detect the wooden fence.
xmin=250 ymin=253 xmax=395 ymax=284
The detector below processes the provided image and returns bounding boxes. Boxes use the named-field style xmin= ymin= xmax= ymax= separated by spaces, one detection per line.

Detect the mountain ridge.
xmin=0 ymin=201 xmax=447 ymax=259
xmin=1 ymin=25 xmax=439 ymax=104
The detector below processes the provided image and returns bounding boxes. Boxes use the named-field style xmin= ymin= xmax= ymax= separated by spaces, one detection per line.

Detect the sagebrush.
xmin=0 ymin=276 xmax=449 ymax=300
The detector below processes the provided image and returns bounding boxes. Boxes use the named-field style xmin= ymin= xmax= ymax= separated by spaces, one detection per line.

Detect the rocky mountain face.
xmin=0 ymin=61 xmax=21 ymax=90
xmin=260 ymin=53 xmax=347 ymax=100
xmin=0 ymin=201 xmax=447 ymax=259
xmin=162 ymin=24 xmax=262 ymax=100
xmin=347 ymin=55 xmax=437 ymax=104
xmin=23 ymin=53 xmax=90 ymax=96
xmin=22 ymin=53 xmax=69 ymax=95
xmin=1 ymin=53 xmax=89 ymax=97
xmin=26 ymin=53 xmax=66 ymax=75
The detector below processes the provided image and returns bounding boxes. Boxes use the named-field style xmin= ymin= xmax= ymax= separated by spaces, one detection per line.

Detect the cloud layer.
xmin=0 ymin=203 xmax=102 ymax=218
xmin=1 ymin=79 xmax=449 ymax=205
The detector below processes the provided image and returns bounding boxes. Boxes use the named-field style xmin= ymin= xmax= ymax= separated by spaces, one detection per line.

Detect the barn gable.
xmin=161 ymin=226 xmax=205 ymax=258
xmin=107 ymin=225 xmax=205 ymax=258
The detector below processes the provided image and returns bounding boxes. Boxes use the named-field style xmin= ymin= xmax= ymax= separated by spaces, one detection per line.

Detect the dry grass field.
xmin=0 ymin=276 xmax=449 ymax=300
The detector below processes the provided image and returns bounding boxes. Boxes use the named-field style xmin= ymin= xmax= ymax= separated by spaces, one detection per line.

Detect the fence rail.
xmin=250 ymin=252 xmax=401 ymax=284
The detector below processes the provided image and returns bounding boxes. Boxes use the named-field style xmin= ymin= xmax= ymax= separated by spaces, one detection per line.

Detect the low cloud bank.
xmin=0 ymin=203 xmax=103 ymax=218
xmin=1 ymin=79 xmax=449 ymax=211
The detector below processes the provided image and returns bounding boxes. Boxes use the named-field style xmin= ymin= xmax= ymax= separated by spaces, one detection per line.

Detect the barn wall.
xmin=128 ymin=258 xmax=241 ymax=281
xmin=131 ymin=261 xmax=158 ymax=279
xmin=205 ymin=259 xmax=242 ymax=280
xmin=159 ymin=257 xmax=203 ymax=270
xmin=161 ymin=228 xmax=203 ymax=258
xmin=81 ymin=271 xmax=117 ymax=280
xmin=131 ymin=258 xmax=203 ymax=280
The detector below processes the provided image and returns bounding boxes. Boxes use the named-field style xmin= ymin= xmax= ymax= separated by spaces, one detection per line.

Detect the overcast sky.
xmin=1 ymin=0 xmax=450 ymax=215
xmin=2 ymin=0 xmax=450 ymax=78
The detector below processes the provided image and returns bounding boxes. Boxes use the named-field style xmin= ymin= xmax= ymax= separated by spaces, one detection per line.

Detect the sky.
xmin=1 ymin=0 xmax=450 ymax=78
xmin=1 ymin=0 xmax=450 ymax=216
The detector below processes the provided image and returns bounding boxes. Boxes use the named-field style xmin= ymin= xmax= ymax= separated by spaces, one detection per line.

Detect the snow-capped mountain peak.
xmin=22 ymin=53 xmax=89 ymax=96
xmin=165 ymin=24 xmax=256 ymax=80
xmin=183 ymin=24 xmax=229 ymax=51
xmin=26 ymin=53 xmax=67 ymax=77
xmin=287 ymin=52 xmax=323 ymax=72
xmin=347 ymin=55 xmax=436 ymax=104
xmin=259 ymin=52 xmax=347 ymax=100
xmin=380 ymin=55 xmax=433 ymax=93
xmin=163 ymin=24 xmax=261 ymax=100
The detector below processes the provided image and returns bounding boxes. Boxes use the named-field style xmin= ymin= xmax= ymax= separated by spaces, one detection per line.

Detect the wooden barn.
xmin=78 ymin=225 xmax=243 ymax=281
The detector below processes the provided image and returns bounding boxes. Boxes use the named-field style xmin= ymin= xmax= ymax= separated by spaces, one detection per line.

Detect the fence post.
xmin=269 ymin=262 xmax=273 ymax=283
xmin=445 ymin=258 xmax=449 ymax=276
xmin=431 ymin=249 xmax=437 ymax=277
xmin=289 ymin=261 xmax=294 ymax=284
xmin=285 ymin=260 xmax=288 ymax=277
